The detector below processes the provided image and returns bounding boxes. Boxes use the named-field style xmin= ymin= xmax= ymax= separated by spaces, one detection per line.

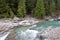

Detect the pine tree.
xmin=5 ymin=3 xmax=15 ymax=18
xmin=0 ymin=0 xmax=9 ymax=18
xmin=57 ymin=0 xmax=60 ymax=10
xmin=49 ymin=0 xmax=56 ymax=17
xmin=43 ymin=0 xmax=50 ymax=16
xmin=17 ymin=0 xmax=26 ymax=17
xmin=34 ymin=0 xmax=45 ymax=19
xmin=26 ymin=0 xmax=37 ymax=15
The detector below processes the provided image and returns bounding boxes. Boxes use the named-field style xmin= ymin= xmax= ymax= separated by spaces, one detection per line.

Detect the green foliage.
xmin=17 ymin=0 xmax=26 ymax=17
xmin=0 ymin=0 xmax=15 ymax=18
xmin=1 ymin=13 xmax=9 ymax=18
xmin=57 ymin=0 xmax=60 ymax=10
xmin=34 ymin=0 xmax=45 ymax=19
xmin=26 ymin=0 xmax=37 ymax=11
xmin=49 ymin=0 xmax=56 ymax=16
xmin=0 ymin=0 xmax=9 ymax=18
xmin=6 ymin=5 xmax=14 ymax=18
xmin=0 ymin=0 xmax=6 ymax=13
xmin=26 ymin=0 xmax=37 ymax=15
xmin=0 ymin=0 xmax=60 ymax=18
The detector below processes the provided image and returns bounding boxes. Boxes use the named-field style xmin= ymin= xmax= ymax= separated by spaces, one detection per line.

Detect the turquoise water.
xmin=30 ymin=21 xmax=60 ymax=31
xmin=15 ymin=21 xmax=60 ymax=32
xmin=14 ymin=21 xmax=60 ymax=32
xmin=14 ymin=21 xmax=60 ymax=40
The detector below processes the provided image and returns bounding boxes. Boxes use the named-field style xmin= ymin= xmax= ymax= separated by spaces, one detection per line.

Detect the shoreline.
xmin=0 ymin=16 xmax=60 ymax=36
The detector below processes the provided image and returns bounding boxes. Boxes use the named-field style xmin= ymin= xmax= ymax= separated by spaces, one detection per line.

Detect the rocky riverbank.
xmin=0 ymin=16 xmax=39 ymax=35
xmin=0 ymin=16 xmax=60 ymax=40
xmin=36 ymin=27 xmax=60 ymax=40
xmin=6 ymin=26 xmax=60 ymax=40
xmin=1 ymin=16 xmax=60 ymax=35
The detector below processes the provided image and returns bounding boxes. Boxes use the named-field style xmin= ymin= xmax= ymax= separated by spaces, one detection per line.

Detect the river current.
xmin=13 ymin=21 xmax=60 ymax=40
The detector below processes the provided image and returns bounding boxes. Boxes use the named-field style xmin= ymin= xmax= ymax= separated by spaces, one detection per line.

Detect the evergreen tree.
xmin=34 ymin=0 xmax=45 ymax=19
xmin=26 ymin=0 xmax=37 ymax=15
xmin=57 ymin=0 xmax=60 ymax=10
xmin=0 ymin=0 xmax=9 ymax=18
xmin=6 ymin=5 xmax=14 ymax=18
xmin=54 ymin=0 xmax=58 ymax=10
xmin=17 ymin=0 xmax=26 ymax=17
xmin=44 ymin=0 xmax=50 ymax=16
xmin=49 ymin=0 xmax=56 ymax=17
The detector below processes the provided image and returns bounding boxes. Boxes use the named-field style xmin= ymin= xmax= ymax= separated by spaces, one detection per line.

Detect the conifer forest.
xmin=0 ymin=0 xmax=60 ymax=19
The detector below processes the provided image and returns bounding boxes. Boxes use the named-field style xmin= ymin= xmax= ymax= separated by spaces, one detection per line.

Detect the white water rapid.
xmin=0 ymin=32 xmax=10 ymax=40
xmin=16 ymin=29 xmax=38 ymax=40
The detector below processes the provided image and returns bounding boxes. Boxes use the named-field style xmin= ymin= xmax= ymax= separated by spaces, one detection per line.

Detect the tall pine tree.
xmin=0 ymin=0 xmax=9 ymax=18
xmin=49 ymin=0 xmax=56 ymax=17
xmin=17 ymin=0 xmax=26 ymax=17
xmin=34 ymin=0 xmax=45 ymax=19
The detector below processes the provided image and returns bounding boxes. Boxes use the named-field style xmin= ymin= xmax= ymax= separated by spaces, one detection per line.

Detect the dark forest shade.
xmin=25 ymin=0 xmax=37 ymax=15
xmin=0 ymin=0 xmax=60 ymax=18
xmin=49 ymin=0 xmax=56 ymax=17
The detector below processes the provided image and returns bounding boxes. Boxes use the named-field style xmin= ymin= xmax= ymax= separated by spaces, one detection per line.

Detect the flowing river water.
xmin=13 ymin=21 xmax=60 ymax=40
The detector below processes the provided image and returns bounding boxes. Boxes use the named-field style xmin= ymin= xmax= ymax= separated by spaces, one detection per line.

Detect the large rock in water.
xmin=35 ymin=27 xmax=60 ymax=40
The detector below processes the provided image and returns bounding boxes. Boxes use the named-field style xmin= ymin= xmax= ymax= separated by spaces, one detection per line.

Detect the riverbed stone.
xmin=5 ymin=32 xmax=17 ymax=40
xmin=0 ymin=17 xmax=39 ymax=35
xmin=36 ymin=27 xmax=60 ymax=40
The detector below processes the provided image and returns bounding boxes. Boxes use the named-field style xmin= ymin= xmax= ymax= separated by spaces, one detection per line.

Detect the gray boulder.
xmin=35 ymin=27 xmax=60 ymax=40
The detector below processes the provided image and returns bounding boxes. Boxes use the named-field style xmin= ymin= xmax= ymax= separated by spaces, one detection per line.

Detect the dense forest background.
xmin=0 ymin=0 xmax=60 ymax=19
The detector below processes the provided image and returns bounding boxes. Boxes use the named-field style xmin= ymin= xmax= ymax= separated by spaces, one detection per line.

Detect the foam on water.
xmin=15 ymin=21 xmax=60 ymax=40
xmin=0 ymin=32 xmax=10 ymax=40
xmin=16 ymin=29 xmax=38 ymax=40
